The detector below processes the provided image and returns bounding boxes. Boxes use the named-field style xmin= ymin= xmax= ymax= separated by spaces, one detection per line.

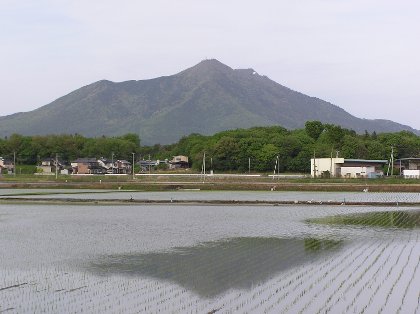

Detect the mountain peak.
xmin=196 ymin=58 xmax=231 ymax=69
xmin=180 ymin=59 xmax=232 ymax=77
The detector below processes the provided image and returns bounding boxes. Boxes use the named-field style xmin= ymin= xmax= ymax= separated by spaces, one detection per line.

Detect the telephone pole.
xmin=13 ymin=151 xmax=16 ymax=177
xmin=55 ymin=153 xmax=58 ymax=180
xmin=132 ymin=152 xmax=135 ymax=180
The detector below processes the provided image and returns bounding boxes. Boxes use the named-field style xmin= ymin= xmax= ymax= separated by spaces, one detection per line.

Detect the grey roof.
xmin=344 ymin=159 xmax=388 ymax=164
xmin=395 ymin=158 xmax=420 ymax=161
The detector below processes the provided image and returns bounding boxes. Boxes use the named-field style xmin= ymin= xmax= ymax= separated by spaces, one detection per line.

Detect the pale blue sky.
xmin=1 ymin=0 xmax=419 ymax=129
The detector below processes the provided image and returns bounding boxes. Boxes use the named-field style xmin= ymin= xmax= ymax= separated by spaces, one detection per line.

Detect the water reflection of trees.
xmin=309 ymin=210 xmax=420 ymax=229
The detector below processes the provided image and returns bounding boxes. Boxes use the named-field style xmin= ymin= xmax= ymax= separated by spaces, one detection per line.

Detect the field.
xmin=0 ymin=190 xmax=419 ymax=313
xmin=2 ymin=173 xmax=420 ymax=192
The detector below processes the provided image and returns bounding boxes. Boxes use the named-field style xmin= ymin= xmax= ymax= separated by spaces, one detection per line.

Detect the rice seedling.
xmin=0 ymin=190 xmax=419 ymax=312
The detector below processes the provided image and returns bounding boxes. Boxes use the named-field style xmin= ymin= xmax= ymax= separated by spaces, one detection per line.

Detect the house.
xmin=0 ymin=157 xmax=14 ymax=174
xmin=36 ymin=158 xmax=64 ymax=175
xmin=137 ymin=159 xmax=160 ymax=172
xmin=114 ymin=160 xmax=132 ymax=174
xmin=97 ymin=157 xmax=132 ymax=174
xmin=169 ymin=155 xmax=189 ymax=169
xmin=71 ymin=158 xmax=106 ymax=174
xmin=310 ymin=158 xmax=387 ymax=178
xmin=395 ymin=158 xmax=420 ymax=178
xmin=98 ymin=157 xmax=114 ymax=173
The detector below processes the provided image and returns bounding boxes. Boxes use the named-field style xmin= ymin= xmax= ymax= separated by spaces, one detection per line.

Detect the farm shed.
xmin=310 ymin=158 xmax=387 ymax=178
xmin=396 ymin=158 xmax=420 ymax=178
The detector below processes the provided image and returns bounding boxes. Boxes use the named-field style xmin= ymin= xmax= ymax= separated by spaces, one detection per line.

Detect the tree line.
xmin=152 ymin=121 xmax=420 ymax=172
xmin=1 ymin=121 xmax=419 ymax=173
xmin=0 ymin=133 xmax=140 ymax=165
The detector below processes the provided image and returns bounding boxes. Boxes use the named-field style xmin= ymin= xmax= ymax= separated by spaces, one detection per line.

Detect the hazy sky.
xmin=1 ymin=0 xmax=419 ymax=129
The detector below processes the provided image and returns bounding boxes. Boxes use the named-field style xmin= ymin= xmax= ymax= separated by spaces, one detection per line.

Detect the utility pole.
xmin=391 ymin=146 xmax=394 ymax=176
xmin=111 ymin=152 xmax=114 ymax=174
xmin=148 ymin=154 xmax=151 ymax=174
xmin=273 ymin=155 xmax=279 ymax=180
xmin=55 ymin=153 xmax=58 ymax=180
xmin=203 ymin=152 xmax=206 ymax=181
xmin=273 ymin=156 xmax=276 ymax=180
xmin=13 ymin=151 xmax=16 ymax=177
xmin=313 ymin=150 xmax=316 ymax=178
xmin=330 ymin=149 xmax=333 ymax=177
xmin=248 ymin=157 xmax=251 ymax=174
xmin=132 ymin=152 xmax=135 ymax=180
xmin=400 ymin=159 xmax=402 ymax=176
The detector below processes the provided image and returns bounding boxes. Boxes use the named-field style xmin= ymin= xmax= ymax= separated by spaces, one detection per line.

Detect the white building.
xmin=403 ymin=169 xmax=420 ymax=179
xmin=396 ymin=158 xmax=420 ymax=178
xmin=310 ymin=158 xmax=387 ymax=178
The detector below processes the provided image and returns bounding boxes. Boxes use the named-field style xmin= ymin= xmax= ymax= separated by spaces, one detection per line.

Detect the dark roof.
xmin=73 ymin=158 xmax=98 ymax=163
xmin=41 ymin=157 xmax=65 ymax=163
xmin=1 ymin=159 xmax=13 ymax=165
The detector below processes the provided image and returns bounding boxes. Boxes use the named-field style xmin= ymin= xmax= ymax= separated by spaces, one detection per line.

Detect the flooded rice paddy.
xmin=2 ymin=189 xmax=420 ymax=204
xmin=0 ymin=190 xmax=419 ymax=313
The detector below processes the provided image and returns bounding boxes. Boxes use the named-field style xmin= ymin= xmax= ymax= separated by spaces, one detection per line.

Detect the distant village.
xmin=0 ymin=155 xmax=189 ymax=176
xmin=1 ymin=154 xmax=420 ymax=179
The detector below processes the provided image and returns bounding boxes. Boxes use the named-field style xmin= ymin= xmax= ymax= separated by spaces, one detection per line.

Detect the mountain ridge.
xmin=0 ymin=59 xmax=418 ymax=144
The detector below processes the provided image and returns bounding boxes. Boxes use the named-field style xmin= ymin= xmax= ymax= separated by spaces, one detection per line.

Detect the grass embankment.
xmin=1 ymin=174 xmax=420 ymax=192
xmin=1 ymin=198 xmax=420 ymax=207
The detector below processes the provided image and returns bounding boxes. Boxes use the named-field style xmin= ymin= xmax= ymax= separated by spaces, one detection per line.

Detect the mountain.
xmin=0 ymin=59 xmax=418 ymax=145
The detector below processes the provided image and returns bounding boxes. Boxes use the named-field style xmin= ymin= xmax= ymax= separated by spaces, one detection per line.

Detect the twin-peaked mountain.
xmin=0 ymin=59 xmax=417 ymax=144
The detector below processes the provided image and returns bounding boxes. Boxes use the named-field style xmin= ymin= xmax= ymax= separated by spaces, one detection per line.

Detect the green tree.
xmin=305 ymin=121 xmax=324 ymax=140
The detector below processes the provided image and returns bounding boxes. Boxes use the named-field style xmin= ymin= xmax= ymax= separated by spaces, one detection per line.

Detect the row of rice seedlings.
xmin=397 ymin=242 xmax=420 ymax=313
xmin=194 ymin=236 xmax=337 ymax=313
xmin=238 ymin=238 xmax=398 ymax=312
xmin=259 ymin=240 xmax=368 ymax=313
xmin=237 ymin=242 xmax=336 ymax=312
xmin=299 ymin=239 xmax=393 ymax=314
xmin=206 ymin=260 xmax=309 ymax=313
xmin=199 ymin=237 xmax=315 ymax=313
xmin=379 ymin=239 xmax=418 ymax=313
xmin=343 ymin=240 xmax=399 ymax=313
xmin=1 ymin=205 xmax=417 ymax=312
xmin=296 ymin=192 xmax=419 ymax=204
xmin=334 ymin=218 xmax=416 ymax=312
xmin=288 ymin=240 xmax=384 ymax=314
xmin=1 ymin=255 xmax=246 ymax=313
xmin=349 ymin=192 xmax=420 ymax=203
xmin=343 ymin=241 xmax=396 ymax=313
xmin=244 ymin=258 xmax=320 ymax=312
xmin=313 ymin=240 xmax=388 ymax=314
xmin=250 ymin=238 xmax=350 ymax=312
xmin=361 ymin=241 xmax=411 ymax=313
xmin=392 ymin=242 xmax=419 ymax=313
xmin=253 ymin=228 xmax=418 ymax=311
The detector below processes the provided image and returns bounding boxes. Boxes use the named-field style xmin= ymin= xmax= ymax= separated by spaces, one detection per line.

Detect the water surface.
xmin=89 ymin=237 xmax=343 ymax=297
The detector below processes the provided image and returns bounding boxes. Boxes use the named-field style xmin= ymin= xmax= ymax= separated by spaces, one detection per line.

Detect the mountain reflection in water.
xmin=89 ymin=237 xmax=342 ymax=298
